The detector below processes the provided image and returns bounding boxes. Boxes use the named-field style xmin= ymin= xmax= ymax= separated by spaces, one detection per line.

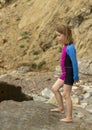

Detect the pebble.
xmin=86 ymin=105 xmax=92 ymax=114
xmin=83 ymin=93 xmax=91 ymax=99
xmin=77 ymin=112 xmax=85 ymax=119
xmin=41 ymin=88 xmax=54 ymax=99
xmin=81 ymin=103 xmax=88 ymax=108
xmin=72 ymin=96 xmax=80 ymax=105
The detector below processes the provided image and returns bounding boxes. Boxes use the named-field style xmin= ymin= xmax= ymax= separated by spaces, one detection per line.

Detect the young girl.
xmin=51 ymin=25 xmax=79 ymax=123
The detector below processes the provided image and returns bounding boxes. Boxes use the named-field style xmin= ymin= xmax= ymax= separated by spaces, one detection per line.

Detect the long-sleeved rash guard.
xmin=60 ymin=43 xmax=79 ymax=81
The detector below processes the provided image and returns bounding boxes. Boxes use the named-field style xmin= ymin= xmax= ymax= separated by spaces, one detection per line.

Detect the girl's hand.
xmin=74 ymin=81 xmax=80 ymax=86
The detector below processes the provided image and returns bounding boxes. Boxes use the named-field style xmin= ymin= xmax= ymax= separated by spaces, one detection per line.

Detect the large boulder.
xmin=0 ymin=100 xmax=92 ymax=130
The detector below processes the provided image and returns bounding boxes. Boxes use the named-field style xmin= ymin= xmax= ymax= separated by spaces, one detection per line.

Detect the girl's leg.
xmin=60 ymin=84 xmax=73 ymax=122
xmin=51 ymin=79 xmax=64 ymax=113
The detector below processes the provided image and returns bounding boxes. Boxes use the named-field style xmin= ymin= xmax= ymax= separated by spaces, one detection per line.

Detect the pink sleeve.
xmin=59 ymin=46 xmax=67 ymax=80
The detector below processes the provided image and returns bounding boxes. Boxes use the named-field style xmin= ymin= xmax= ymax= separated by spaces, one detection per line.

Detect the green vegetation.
xmin=21 ymin=31 xmax=29 ymax=39
xmin=38 ymin=60 xmax=46 ymax=69
xmin=58 ymin=47 xmax=62 ymax=52
xmin=29 ymin=60 xmax=46 ymax=70
xmin=34 ymin=56 xmax=39 ymax=60
xmin=29 ymin=62 xmax=37 ymax=69
xmin=20 ymin=31 xmax=31 ymax=43
xmin=20 ymin=45 xmax=25 ymax=48
xmin=26 ymin=39 xmax=30 ymax=43
xmin=29 ymin=50 xmax=40 ymax=55
xmin=21 ymin=31 xmax=28 ymax=36
xmin=16 ymin=16 xmax=21 ymax=21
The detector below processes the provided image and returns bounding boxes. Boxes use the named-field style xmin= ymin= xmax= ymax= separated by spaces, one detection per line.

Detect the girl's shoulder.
xmin=66 ymin=43 xmax=76 ymax=54
xmin=67 ymin=43 xmax=75 ymax=51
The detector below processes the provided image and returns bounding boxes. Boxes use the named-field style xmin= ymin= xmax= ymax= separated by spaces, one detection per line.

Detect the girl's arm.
xmin=67 ymin=45 xmax=79 ymax=81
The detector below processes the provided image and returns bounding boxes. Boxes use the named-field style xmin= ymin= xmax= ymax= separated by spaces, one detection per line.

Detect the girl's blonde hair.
xmin=56 ymin=25 xmax=73 ymax=44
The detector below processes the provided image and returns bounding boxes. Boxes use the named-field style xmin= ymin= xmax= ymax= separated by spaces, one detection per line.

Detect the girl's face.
xmin=55 ymin=31 xmax=66 ymax=44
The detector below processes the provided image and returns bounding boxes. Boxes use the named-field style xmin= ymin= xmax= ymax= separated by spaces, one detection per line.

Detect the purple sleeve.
xmin=59 ymin=45 xmax=67 ymax=80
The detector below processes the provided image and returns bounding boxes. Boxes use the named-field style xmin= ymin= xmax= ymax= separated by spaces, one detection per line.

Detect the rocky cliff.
xmin=0 ymin=0 xmax=92 ymax=73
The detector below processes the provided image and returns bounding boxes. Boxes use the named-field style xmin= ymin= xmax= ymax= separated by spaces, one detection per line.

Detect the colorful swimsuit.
xmin=59 ymin=43 xmax=79 ymax=85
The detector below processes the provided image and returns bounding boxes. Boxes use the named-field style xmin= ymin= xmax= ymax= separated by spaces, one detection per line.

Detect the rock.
xmin=31 ymin=94 xmax=48 ymax=102
xmin=86 ymin=105 xmax=92 ymax=113
xmin=0 ymin=100 xmax=91 ymax=130
xmin=72 ymin=86 xmax=78 ymax=91
xmin=47 ymin=92 xmax=81 ymax=106
xmin=81 ymin=85 xmax=92 ymax=94
xmin=17 ymin=66 xmax=30 ymax=74
xmin=47 ymin=96 xmax=58 ymax=105
xmin=79 ymin=95 xmax=84 ymax=101
xmin=87 ymin=88 xmax=92 ymax=95
xmin=0 ymin=73 xmax=8 ymax=79
xmin=80 ymin=7 xmax=92 ymax=15
xmin=79 ymin=80 xmax=84 ymax=85
xmin=84 ymin=82 xmax=89 ymax=86
xmin=54 ymin=66 xmax=61 ymax=78
xmin=81 ymin=103 xmax=88 ymax=108
xmin=82 ymin=90 xmax=87 ymax=94
xmin=80 ymin=85 xmax=87 ymax=88
xmin=72 ymin=96 xmax=80 ymax=105
xmin=77 ymin=112 xmax=85 ymax=119
xmin=89 ymin=85 xmax=92 ymax=88
xmin=68 ymin=15 xmax=84 ymax=27
xmin=0 ymin=71 xmax=91 ymax=129
xmin=83 ymin=93 xmax=91 ymax=99
xmin=75 ymin=82 xmax=80 ymax=87
xmin=41 ymin=88 xmax=54 ymax=99
xmin=78 ymin=59 xmax=92 ymax=75
xmin=73 ymin=88 xmax=83 ymax=96
xmin=9 ymin=70 xmax=18 ymax=75
xmin=87 ymin=96 xmax=92 ymax=104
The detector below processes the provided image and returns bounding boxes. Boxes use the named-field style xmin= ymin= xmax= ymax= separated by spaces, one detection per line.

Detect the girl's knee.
xmin=63 ymin=93 xmax=70 ymax=100
xmin=51 ymin=86 xmax=59 ymax=93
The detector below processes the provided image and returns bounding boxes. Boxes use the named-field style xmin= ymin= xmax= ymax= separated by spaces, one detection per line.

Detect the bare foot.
xmin=50 ymin=108 xmax=64 ymax=114
xmin=60 ymin=118 xmax=73 ymax=123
